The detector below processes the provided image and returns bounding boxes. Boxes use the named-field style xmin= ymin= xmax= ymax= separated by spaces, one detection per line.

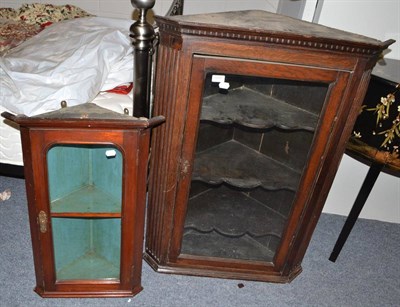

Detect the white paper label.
xmin=218 ymin=82 xmax=230 ymax=90
xmin=211 ymin=74 xmax=225 ymax=83
xmin=105 ymin=149 xmax=117 ymax=158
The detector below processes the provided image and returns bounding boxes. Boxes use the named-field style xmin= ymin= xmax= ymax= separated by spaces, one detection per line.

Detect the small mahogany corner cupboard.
xmin=145 ymin=10 xmax=393 ymax=282
xmin=2 ymin=104 xmax=164 ymax=297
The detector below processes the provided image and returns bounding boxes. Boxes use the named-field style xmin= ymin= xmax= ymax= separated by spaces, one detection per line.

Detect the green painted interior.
xmin=52 ymin=217 xmax=121 ymax=280
xmin=47 ymin=145 xmax=123 ymax=213
xmin=47 ymin=146 xmax=90 ymax=202
xmin=50 ymin=185 xmax=121 ymax=213
xmin=47 ymin=144 xmax=124 ymax=280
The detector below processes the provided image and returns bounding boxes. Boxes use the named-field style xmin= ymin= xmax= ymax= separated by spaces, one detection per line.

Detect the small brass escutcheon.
xmin=38 ymin=211 xmax=48 ymax=233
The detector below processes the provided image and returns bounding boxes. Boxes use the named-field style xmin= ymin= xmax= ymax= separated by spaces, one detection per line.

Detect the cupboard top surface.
xmin=31 ymin=103 xmax=135 ymax=120
xmin=156 ymin=10 xmax=393 ymax=55
xmin=1 ymin=103 xmax=165 ymax=129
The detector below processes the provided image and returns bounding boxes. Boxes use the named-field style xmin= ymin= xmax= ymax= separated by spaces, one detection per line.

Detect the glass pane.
xmin=47 ymin=145 xmax=122 ymax=213
xmin=52 ymin=217 xmax=121 ymax=280
xmin=181 ymin=73 xmax=328 ymax=262
xmin=47 ymin=144 xmax=123 ymax=280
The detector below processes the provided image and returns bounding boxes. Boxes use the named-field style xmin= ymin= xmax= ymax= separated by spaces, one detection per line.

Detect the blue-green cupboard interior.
xmin=47 ymin=144 xmax=123 ymax=280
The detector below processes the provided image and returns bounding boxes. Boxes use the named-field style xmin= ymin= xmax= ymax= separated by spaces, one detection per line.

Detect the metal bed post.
xmin=130 ymin=0 xmax=156 ymax=118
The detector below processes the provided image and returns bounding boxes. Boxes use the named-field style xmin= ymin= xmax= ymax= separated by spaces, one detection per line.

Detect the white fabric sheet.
xmin=0 ymin=17 xmax=134 ymax=116
xmin=0 ymin=91 xmax=134 ymax=165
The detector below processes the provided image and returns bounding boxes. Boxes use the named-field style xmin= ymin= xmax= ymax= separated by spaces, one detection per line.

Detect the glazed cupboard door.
xmin=170 ymin=55 xmax=349 ymax=274
xmin=30 ymin=140 xmax=131 ymax=296
xmin=46 ymin=144 xmax=123 ymax=281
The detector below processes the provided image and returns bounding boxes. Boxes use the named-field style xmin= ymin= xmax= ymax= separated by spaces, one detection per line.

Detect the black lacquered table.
xmin=329 ymin=58 xmax=399 ymax=262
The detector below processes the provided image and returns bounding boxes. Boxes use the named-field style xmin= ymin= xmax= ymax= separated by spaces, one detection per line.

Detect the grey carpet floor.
xmin=0 ymin=175 xmax=399 ymax=307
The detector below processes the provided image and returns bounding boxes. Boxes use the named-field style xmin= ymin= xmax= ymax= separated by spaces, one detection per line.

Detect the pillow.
xmin=15 ymin=3 xmax=92 ymax=27
xmin=0 ymin=4 xmax=92 ymax=54
xmin=0 ymin=17 xmax=133 ymax=116
xmin=0 ymin=19 xmax=41 ymax=55
xmin=0 ymin=8 xmax=17 ymax=20
xmin=1 ymin=4 xmax=92 ymax=26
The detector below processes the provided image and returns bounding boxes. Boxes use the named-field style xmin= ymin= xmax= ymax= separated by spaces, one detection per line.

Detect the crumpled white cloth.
xmin=0 ymin=17 xmax=133 ymax=116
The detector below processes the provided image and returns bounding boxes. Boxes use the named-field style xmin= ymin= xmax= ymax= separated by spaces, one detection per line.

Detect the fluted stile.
xmin=146 ymin=44 xmax=181 ymax=262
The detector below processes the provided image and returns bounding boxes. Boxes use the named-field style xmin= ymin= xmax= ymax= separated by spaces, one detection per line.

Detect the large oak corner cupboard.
xmin=2 ymin=104 xmax=164 ymax=297
xmin=145 ymin=10 xmax=393 ymax=282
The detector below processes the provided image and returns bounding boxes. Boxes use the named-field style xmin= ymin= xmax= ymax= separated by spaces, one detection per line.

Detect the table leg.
xmin=329 ymin=162 xmax=383 ymax=262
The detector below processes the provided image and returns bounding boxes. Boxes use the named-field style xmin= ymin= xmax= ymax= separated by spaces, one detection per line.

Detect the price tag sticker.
xmin=105 ymin=149 xmax=117 ymax=158
xmin=219 ymin=82 xmax=230 ymax=90
xmin=211 ymin=75 xmax=225 ymax=83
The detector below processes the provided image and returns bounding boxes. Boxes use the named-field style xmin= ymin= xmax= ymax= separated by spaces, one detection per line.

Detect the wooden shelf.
xmin=201 ymin=86 xmax=319 ymax=130
xmin=192 ymin=140 xmax=301 ymax=190
xmin=186 ymin=185 xmax=286 ymax=237
xmin=51 ymin=185 xmax=121 ymax=215
xmin=181 ymin=230 xmax=276 ymax=262
xmin=56 ymin=251 xmax=120 ymax=280
xmin=182 ymin=185 xmax=286 ymax=261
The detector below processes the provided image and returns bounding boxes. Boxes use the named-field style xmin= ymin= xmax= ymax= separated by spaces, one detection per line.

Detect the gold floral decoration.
xmin=364 ymin=83 xmax=400 ymax=153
